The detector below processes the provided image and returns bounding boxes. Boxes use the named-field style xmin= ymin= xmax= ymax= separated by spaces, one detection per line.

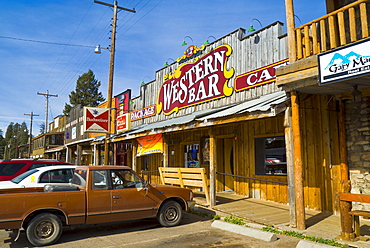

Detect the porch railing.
xmin=294 ymin=0 xmax=370 ymax=60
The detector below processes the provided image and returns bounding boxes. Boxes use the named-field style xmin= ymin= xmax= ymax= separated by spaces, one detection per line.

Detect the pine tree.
xmin=63 ymin=69 xmax=105 ymax=115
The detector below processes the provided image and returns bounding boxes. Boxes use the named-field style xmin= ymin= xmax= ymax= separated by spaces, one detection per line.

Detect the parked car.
xmin=0 ymin=165 xmax=194 ymax=246
xmin=0 ymin=165 xmax=76 ymax=189
xmin=0 ymin=159 xmax=73 ymax=181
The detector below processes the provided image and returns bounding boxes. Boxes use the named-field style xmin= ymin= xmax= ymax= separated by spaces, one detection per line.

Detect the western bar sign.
xmin=318 ymin=38 xmax=370 ymax=85
xmin=157 ymin=44 xmax=235 ymax=115
xmin=83 ymin=107 xmax=109 ymax=133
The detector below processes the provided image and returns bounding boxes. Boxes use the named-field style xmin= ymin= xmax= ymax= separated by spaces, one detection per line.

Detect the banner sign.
xmin=130 ymin=105 xmax=156 ymax=121
xmin=157 ymin=44 xmax=235 ymax=115
xmin=136 ymin=133 xmax=163 ymax=156
xmin=83 ymin=107 xmax=109 ymax=133
xmin=234 ymin=59 xmax=289 ymax=91
xmin=318 ymin=38 xmax=370 ymax=85
xmin=116 ymin=113 xmax=130 ymax=133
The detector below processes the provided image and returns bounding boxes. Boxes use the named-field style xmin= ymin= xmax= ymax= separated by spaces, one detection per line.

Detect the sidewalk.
xmin=193 ymin=191 xmax=370 ymax=248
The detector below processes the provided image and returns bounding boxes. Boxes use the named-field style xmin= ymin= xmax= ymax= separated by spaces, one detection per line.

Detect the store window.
xmin=255 ymin=136 xmax=287 ymax=176
xmin=184 ymin=144 xmax=199 ymax=168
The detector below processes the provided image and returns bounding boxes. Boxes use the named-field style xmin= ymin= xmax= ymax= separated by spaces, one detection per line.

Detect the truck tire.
xmin=157 ymin=201 xmax=182 ymax=227
xmin=26 ymin=213 xmax=63 ymax=246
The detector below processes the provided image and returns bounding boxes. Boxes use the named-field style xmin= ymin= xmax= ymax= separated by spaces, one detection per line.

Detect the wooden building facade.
xmin=112 ymin=22 xmax=293 ymax=205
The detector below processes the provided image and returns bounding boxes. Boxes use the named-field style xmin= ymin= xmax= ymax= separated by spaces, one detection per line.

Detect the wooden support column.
xmin=209 ymin=127 xmax=216 ymax=207
xmin=163 ymin=134 xmax=168 ymax=167
xmin=285 ymin=0 xmax=297 ymax=62
xmin=284 ymin=106 xmax=297 ymax=227
xmin=339 ymin=100 xmax=353 ymax=239
xmin=291 ymin=91 xmax=306 ymax=230
xmin=132 ymin=140 xmax=137 ymax=171
xmin=77 ymin=144 xmax=82 ymax=165
xmin=113 ymin=142 xmax=117 ymax=165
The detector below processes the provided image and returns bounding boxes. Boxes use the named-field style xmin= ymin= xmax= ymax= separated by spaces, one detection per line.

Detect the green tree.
xmin=3 ymin=122 xmax=29 ymax=159
xmin=39 ymin=123 xmax=45 ymax=134
xmin=63 ymin=69 xmax=105 ymax=115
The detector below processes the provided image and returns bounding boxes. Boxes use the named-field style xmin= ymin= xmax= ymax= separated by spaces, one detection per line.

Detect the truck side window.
xmin=92 ymin=170 xmax=108 ymax=190
xmin=111 ymin=169 xmax=143 ymax=189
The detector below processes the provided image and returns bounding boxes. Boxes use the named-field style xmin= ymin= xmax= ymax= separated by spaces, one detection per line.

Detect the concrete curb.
xmin=211 ymin=220 xmax=278 ymax=242
xmin=296 ymin=240 xmax=337 ymax=248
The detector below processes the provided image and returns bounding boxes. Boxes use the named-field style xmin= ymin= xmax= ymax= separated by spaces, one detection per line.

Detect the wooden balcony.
xmin=277 ymin=0 xmax=370 ymax=94
xmin=294 ymin=0 xmax=369 ymax=61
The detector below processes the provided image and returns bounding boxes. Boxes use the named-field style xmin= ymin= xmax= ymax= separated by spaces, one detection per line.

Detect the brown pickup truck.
xmin=0 ymin=166 xmax=195 ymax=246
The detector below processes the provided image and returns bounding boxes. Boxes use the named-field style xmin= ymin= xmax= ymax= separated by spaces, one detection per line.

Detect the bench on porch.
xmin=340 ymin=192 xmax=370 ymax=237
xmin=158 ymin=167 xmax=210 ymax=205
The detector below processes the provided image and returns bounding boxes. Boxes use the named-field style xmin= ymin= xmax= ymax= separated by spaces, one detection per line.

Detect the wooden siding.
xmin=299 ymin=94 xmax=341 ymax=212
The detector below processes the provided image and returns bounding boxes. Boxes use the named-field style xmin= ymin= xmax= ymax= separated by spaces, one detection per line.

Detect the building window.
xmin=255 ymin=136 xmax=287 ymax=176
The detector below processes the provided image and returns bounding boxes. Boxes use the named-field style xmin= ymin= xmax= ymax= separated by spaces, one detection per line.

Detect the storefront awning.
xmin=44 ymin=145 xmax=66 ymax=153
xmin=114 ymin=91 xmax=288 ymax=140
xmin=196 ymin=91 xmax=287 ymax=121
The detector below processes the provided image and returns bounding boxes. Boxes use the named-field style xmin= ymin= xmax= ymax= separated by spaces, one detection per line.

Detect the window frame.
xmin=254 ymin=135 xmax=287 ymax=176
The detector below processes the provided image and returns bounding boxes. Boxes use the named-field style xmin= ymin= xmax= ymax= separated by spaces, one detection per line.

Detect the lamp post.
xmin=94 ymin=0 xmax=135 ymax=165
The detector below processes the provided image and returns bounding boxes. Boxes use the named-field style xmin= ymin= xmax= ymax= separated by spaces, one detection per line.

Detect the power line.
xmin=0 ymin=35 xmax=96 ymax=48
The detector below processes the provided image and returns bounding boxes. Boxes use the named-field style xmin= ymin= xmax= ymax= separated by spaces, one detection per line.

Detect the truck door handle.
xmin=113 ymin=196 xmax=120 ymax=199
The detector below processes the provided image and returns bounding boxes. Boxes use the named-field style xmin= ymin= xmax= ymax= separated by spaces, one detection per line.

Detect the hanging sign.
xmin=318 ymin=38 xmax=370 ymax=85
xmin=116 ymin=113 xmax=130 ymax=133
xmin=136 ymin=133 xmax=163 ymax=156
xmin=234 ymin=58 xmax=289 ymax=91
xmin=157 ymin=44 xmax=235 ymax=115
xmin=83 ymin=107 xmax=109 ymax=133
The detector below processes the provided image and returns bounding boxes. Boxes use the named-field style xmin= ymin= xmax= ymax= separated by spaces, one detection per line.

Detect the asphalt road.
xmin=0 ymin=213 xmax=301 ymax=248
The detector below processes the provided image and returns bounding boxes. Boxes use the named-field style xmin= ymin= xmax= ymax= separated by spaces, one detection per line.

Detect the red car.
xmin=0 ymin=159 xmax=73 ymax=181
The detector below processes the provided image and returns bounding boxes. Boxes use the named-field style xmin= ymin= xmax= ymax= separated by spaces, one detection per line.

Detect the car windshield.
xmin=11 ymin=169 xmax=39 ymax=184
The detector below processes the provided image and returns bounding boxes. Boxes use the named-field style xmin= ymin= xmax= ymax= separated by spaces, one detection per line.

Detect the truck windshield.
xmin=71 ymin=169 xmax=87 ymax=188
xmin=11 ymin=169 xmax=38 ymax=184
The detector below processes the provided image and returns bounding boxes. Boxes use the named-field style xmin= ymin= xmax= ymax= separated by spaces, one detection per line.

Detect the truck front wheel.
xmin=157 ymin=201 xmax=182 ymax=227
xmin=26 ymin=213 xmax=63 ymax=246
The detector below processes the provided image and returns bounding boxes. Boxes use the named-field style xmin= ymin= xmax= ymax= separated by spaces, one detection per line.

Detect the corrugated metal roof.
xmin=115 ymin=91 xmax=287 ymax=138
xmin=196 ymin=91 xmax=287 ymax=121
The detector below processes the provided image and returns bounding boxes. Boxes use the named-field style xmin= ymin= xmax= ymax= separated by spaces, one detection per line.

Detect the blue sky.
xmin=0 ymin=0 xmax=326 ymax=136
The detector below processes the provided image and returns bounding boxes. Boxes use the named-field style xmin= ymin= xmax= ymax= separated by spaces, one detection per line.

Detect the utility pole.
xmin=37 ymin=90 xmax=58 ymax=133
xmin=94 ymin=0 xmax=135 ymax=165
xmin=24 ymin=112 xmax=39 ymax=158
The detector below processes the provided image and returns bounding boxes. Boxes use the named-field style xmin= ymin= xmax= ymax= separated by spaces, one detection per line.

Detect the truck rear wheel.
xmin=157 ymin=200 xmax=182 ymax=227
xmin=26 ymin=213 xmax=62 ymax=246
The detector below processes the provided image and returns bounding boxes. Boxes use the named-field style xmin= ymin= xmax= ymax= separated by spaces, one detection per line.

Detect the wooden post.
xmin=284 ymin=106 xmax=297 ymax=227
xmin=291 ymin=91 xmax=306 ymax=230
xmin=209 ymin=127 xmax=216 ymax=207
xmin=132 ymin=140 xmax=137 ymax=171
xmin=339 ymin=100 xmax=353 ymax=239
xmin=285 ymin=0 xmax=297 ymax=62
xmin=163 ymin=134 xmax=168 ymax=167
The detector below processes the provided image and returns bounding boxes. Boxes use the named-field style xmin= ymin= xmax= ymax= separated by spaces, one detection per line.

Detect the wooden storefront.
xmin=111 ymin=19 xmax=342 ymax=221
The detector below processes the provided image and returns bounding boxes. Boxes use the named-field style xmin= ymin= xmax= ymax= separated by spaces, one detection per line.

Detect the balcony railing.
xmin=294 ymin=0 xmax=370 ymax=60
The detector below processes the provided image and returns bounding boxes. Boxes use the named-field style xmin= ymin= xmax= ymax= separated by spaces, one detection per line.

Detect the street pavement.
xmin=0 ymin=212 xmax=301 ymax=248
